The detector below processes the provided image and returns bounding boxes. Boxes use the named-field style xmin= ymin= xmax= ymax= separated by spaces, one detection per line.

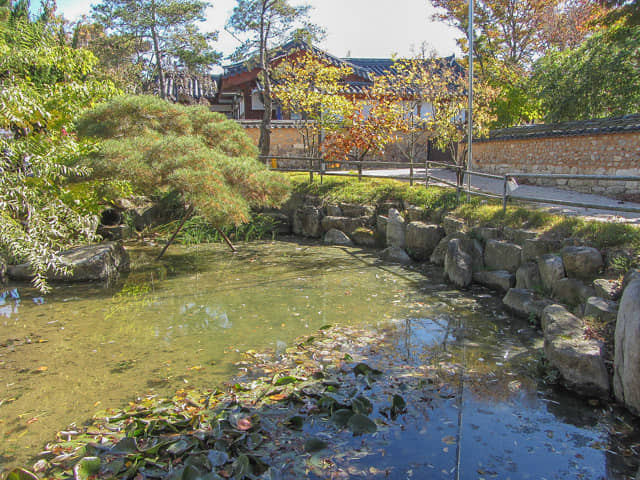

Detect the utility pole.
xmin=466 ymin=0 xmax=474 ymax=201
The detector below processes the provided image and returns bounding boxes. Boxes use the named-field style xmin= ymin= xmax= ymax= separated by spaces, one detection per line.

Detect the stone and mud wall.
xmin=474 ymin=116 xmax=640 ymax=199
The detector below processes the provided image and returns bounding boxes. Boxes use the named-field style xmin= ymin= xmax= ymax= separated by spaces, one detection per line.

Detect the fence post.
xmin=425 ymin=160 xmax=430 ymax=189
xmin=309 ymin=157 xmax=314 ymax=183
xmin=358 ymin=161 xmax=362 ymax=181
xmin=320 ymin=158 xmax=325 ymax=185
xmin=502 ymin=175 xmax=508 ymax=213
xmin=410 ymin=159 xmax=414 ymax=186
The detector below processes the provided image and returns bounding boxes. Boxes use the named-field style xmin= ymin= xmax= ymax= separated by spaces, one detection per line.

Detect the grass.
xmin=288 ymin=173 xmax=640 ymax=254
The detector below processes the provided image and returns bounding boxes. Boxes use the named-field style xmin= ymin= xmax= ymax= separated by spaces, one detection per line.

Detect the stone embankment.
xmin=267 ymin=195 xmax=640 ymax=415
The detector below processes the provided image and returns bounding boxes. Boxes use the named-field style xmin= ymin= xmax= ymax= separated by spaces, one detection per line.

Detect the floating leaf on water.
xmin=166 ymin=438 xmax=196 ymax=456
xmin=286 ymin=416 xmax=304 ymax=430
xmin=304 ymin=438 xmax=328 ymax=453
xmin=236 ymin=417 xmax=252 ymax=431
xmin=330 ymin=409 xmax=353 ymax=428
xmin=207 ymin=450 xmax=229 ymax=467
xmin=347 ymin=414 xmax=377 ymax=435
xmin=274 ymin=376 xmax=299 ymax=386
xmin=351 ymin=396 xmax=373 ymax=415
xmin=5 ymin=468 xmax=39 ymax=480
xmin=353 ymin=363 xmax=382 ymax=377
xmin=343 ymin=353 xmax=353 ymax=361
xmin=33 ymin=366 xmax=48 ymax=373
xmin=391 ymin=394 xmax=407 ymax=416
xmin=442 ymin=435 xmax=456 ymax=445
xmin=233 ymin=454 xmax=252 ymax=478
xmin=110 ymin=437 xmax=138 ymax=454
xmin=73 ymin=457 xmax=101 ymax=480
xmin=319 ymin=325 xmax=332 ymax=330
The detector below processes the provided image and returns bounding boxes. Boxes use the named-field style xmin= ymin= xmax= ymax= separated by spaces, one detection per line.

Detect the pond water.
xmin=0 ymin=239 xmax=638 ymax=478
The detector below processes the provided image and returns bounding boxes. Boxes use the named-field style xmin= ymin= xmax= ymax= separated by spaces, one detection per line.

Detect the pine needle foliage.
xmin=76 ymin=95 xmax=290 ymax=230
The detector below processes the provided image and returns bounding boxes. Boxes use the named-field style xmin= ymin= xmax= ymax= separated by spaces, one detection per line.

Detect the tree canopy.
xmin=76 ymin=95 xmax=290 ymax=238
xmin=0 ymin=7 xmax=118 ymax=291
xmin=227 ymin=0 xmax=323 ymax=156
xmin=90 ymin=0 xmax=220 ymax=96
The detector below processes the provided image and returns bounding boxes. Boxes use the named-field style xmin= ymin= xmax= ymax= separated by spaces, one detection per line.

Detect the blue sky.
xmin=53 ymin=0 xmax=461 ymax=60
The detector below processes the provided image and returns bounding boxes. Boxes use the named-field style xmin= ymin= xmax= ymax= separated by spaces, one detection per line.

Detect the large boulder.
xmin=379 ymin=246 xmax=412 ymax=265
xmin=8 ymin=242 xmax=130 ymax=283
xmin=473 ymin=270 xmax=514 ymax=293
xmin=442 ymin=216 xmax=467 ymax=236
xmin=552 ymin=277 xmax=595 ymax=307
xmin=502 ymin=288 xmax=551 ymax=322
xmin=521 ymin=238 xmax=561 ymax=263
xmin=430 ymin=234 xmax=459 ymax=266
xmin=503 ymin=227 xmax=538 ymax=244
xmin=406 ymin=222 xmax=444 ymax=261
xmin=537 ymin=255 xmax=565 ymax=291
xmin=593 ymin=278 xmax=621 ymax=301
xmin=350 ymin=228 xmax=376 ymax=247
xmin=0 ymin=255 xmax=6 ymax=285
xmin=561 ymin=246 xmax=604 ymax=280
xmin=444 ymin=238 xmax=473 ymax=288
xmin=293 ymin=206 xmax=323 ymax=238
xmin=339 ymin=203 xmax=374 ymax=218
xmin=515 ymin=262 xmax=542 ymax=290
xmin=484 ymin=240 xmax=522 ymax=273
xmin=541 ymin=304 xmax=610 ymax=399
xmin=376 ymin=215 xmax=388 ymax=244
xmin=472 ymin=227 xmax=500 ymax=243
xmin=321 ymin=216 xmax=368 ymax=236
xmin=614 ymin=279 xmax=640 ymax=415
xmin=386 ymin=209 xmax=406 ymax=249
xmin=323 ymin=229 xmax=353 ymax=246
xmin=584 ymin=296 xmax=618 ymax=322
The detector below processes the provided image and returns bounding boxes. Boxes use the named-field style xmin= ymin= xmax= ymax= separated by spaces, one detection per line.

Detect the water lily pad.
xmin=166 ymin=438 xmax=196 ymax=456
xmin=233 ymin=454 xmax=252 ymax=478
xmin=5 ymin=468 xmax=39 ymax=480
xmin=304 ymin=437 xmax=328 ymax=453
xmin=73 ymin=457 xmax=101 ymax=480
xmin=286 ymin=415 xmax=304 ymax=430
xmin=353 ymin=363 xmax=382 ymax=377
xmin=351 ymin=396 xmax=373 ymax=415
xmin=391 ymin=394 xmax=406 ymax=416
xmin=274 ymin=375 xmax=299 ymax=386
xmin=207 ymin=450 xmax=229 ymax=467
xmin=110 ymin=436 xmax=138 ymax=454
xmin=330 ymin=409 xmax=354 ymax=428
xmin=347 ymin=414 xmax=377 ymax=435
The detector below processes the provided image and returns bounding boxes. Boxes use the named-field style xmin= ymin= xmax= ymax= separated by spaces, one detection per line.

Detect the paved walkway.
xmin=358 ymin=168 xmax=640 ymax=224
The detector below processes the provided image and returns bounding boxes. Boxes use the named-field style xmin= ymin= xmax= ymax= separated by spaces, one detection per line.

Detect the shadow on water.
xmin=0 ymin=239 xmax=638 ymax=478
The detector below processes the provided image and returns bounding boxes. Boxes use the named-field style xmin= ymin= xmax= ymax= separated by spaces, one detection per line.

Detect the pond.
xmin=0 ymin=239 xmax=638 ymax=478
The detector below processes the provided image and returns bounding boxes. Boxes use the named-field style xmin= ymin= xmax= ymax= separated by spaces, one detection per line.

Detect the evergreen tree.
xmin=91 ymin=0 xmax=220 ymax=96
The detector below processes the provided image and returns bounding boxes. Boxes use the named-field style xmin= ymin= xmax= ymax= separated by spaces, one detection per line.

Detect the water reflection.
xmin=0 ymin=240 xmax=638 ymax=478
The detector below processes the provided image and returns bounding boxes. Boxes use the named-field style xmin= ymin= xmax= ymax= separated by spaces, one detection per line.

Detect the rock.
xmin=430 ymin=234 xmax=462 ymax=266
xmin=379 ymin=246 xmax=412 ymax=265
xmin=321 ymin=216 xmax=368 ymax=236
xmin=405 ymin=222 xmax=445 ymax=260
xmin=326 ymin=204 xmax=342 ymax=217
xmin=0 ymin=255 xmax=6 ymax=285
xmin=444 ymin=238 xmax=473 ymax=288
xmin=504 ymin=227 xmax=538 ymax=244
xmin=386 ymin=208 xmax=406 ymax=249
xmin=541 ymin=304 xmax=610 ymax=399
xmin=473 ymin=270 xmax=514 ymax=293
xmin=622 ymin=268 xmax=640 ymax=290
xmin=502 ymin=288 xmax=551 ymax=322
xmin=537 ymin=255 xmax=565 ymax=291
xmin=515 ymin=262 xmax=542 ymax=290
xmin=484 ymin=240 xmax=522 ymax=273
xmin=593 ymin=278 xmax=621 ymax=301
xmin=261 ymin=211 xmax=291 ymax=235
xmin=442 ymin=216 xmax=467 ymax=236
xmin=97 ymin=224 xmax=133 ymax=241
xmin=552 ymin=278 xmax=595 ymax=307
xmin=605 ymin=248 xmax=634 ymax=275
xmin=614 ymin=279 xmax=640 ymax=415
xmin=561 ymin=246 xmax=604 ymax=280
xmin=376 ymin=215 xmax=388 ymax=244
xmin=464 ymin=237 xmax=485 ymax=273
xmin=584 ymin=297 xmax=618 ymax=322
xmin=405 ymin=205 xmax=425 ymax=222
xmin=131 ymin=197 xmax=184 ymax=231
xmin=293 ymin=206 xmax=322 ymax=238
xmin=323 ymin=229 xmax=353 ymax=246
xmin=472 ymin=227 xmax=500 ymax=243
xmin=350 ymin=228 xmax=377 ymax=247
xmin=521 ymin=238 xmax=561 ymax=263
xmin=339 ymin=203 xmax=374 ymax=218
xmin=8 ymin=242 xmax=130 ymax=283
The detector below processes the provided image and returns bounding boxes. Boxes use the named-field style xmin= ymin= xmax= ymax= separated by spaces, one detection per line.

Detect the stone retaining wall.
xmin=474 ymin=115 xmax=640 ymax=199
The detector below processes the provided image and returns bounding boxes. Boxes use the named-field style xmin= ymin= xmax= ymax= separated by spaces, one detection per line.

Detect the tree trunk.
xmin=150 ymin=0 xmax=165 ymax=99
xmin=258 ymin=1 xmax=271 ymax=157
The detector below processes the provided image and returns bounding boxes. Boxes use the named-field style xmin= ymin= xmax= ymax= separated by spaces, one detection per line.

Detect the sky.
xmin=54 ymin=0 xmax=463 ymax=61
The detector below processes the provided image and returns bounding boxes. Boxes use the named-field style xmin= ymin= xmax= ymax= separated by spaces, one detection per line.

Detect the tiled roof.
xmin=480 ymin=114 xmax=640 ymax=141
